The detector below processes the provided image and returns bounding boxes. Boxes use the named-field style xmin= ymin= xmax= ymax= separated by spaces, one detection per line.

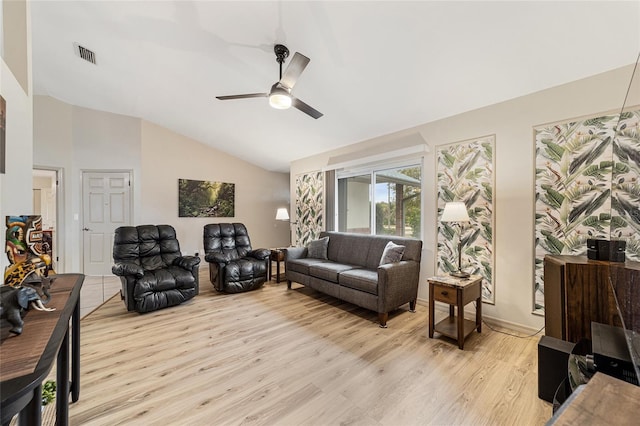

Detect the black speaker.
xmin=538 ymin=335 xmax=575 ymax=402
xmin=597 ymin=239 xmax=611 ymax=260
xmin=585 ymin=238 xmax=626 ymax=262
xmin=609 ymin=240 xmax=626 ymax=262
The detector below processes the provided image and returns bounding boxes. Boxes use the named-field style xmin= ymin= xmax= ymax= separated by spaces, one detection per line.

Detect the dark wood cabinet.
xmin=544 ymin=255 xmax=640 ymax=343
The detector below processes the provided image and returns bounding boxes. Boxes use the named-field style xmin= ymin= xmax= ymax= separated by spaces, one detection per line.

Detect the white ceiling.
xmin=30 ymin=1 xmax=640 ymax=173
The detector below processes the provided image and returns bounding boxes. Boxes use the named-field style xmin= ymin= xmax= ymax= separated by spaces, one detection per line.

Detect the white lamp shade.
xmin=441 ymin=202 xmax=470 ymax=222
xmin=275 ymin=207 xmax=290 ymax=221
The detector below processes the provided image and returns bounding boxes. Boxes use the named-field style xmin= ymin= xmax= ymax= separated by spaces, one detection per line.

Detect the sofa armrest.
xmin=173 ymin=255 xmax=201 ymax=270
xmin=284 ymin=246 xmax=307 ymax=260
xmin=112 ymin=262 xmax=144 ymax=278
xmin=377 ymin=261 xmax=421 ymax=311
xmin=249 ymin=248 xmax=270 ymax=260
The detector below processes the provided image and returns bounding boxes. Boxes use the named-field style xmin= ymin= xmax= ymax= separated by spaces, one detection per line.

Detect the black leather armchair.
xmin=112 ymin=224 xmax=200 ymax=313
xmin=203 ymin=223 xmax=270 ymax=293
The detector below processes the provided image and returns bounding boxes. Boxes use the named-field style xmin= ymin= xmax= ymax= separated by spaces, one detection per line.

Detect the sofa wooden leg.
xmin=378 ymin=313 xmax=388 ymax=328
xmin=409 ymin=299 xmax=416 ymax=312
xmin=287 ymin=280 xmax=292 ymax=289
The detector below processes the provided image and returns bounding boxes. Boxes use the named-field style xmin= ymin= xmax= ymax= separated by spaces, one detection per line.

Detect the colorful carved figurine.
xmin=4 ymin=255 xmax=52 ymax=288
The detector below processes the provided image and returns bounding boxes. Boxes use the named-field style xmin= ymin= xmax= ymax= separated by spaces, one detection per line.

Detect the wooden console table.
xmin=428 ymin=275 xmax=482 ymax=349
xmin=548 ymin=372 xmax=640 ymax=424
xmin=1 ymin=273 xmax=84 ymax=426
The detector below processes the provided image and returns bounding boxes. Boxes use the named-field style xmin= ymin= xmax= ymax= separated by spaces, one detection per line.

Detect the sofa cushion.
xmin=309 ymin=262 xmax=360 ymax=283
xmin=287 ymin=258 xmax=328 ymax=275
xmin=307 ymin=237 xmax=329 ymax=259
xmin=379 ymin=241 xmax=405 ymax=265
xmin=339 ymin=268 xmax=378 ymax=295
xmin=320 ymin=231 xmax=423 ymax=269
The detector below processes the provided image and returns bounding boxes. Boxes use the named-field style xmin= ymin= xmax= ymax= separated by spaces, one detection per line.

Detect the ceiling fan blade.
xmin=216 ymin=93 xmax=267 ymax=100
xmin=292 ymin=98 xmax=323 ymax=119
xmin=279 ymin=52 xmax=310 ymax=90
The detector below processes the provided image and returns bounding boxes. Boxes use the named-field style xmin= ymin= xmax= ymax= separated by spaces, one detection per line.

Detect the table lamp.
xmin=275 ymin=207 xmax=290 ymax=221
xmin=275 ymin=207 xmax=297 ymax=246
xmin=441 ymin=201 xmax=470 ymax=278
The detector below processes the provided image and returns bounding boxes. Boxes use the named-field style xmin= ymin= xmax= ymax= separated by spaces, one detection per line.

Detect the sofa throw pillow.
xmin=307 ymin=237 xmax=329 ymax=260
xmin=380 ymin=241 xmax=405 ymax=265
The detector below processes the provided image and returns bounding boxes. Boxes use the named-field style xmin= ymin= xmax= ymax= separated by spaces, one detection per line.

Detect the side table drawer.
xmin=432 ymin=283 xmax=457 ymax=304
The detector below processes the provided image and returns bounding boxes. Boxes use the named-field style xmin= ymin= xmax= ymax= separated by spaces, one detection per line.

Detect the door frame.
xmin=80 ymin=169 xmax=133 ymax=275
xmin=33 ymin=165 xmax=65 ymax=272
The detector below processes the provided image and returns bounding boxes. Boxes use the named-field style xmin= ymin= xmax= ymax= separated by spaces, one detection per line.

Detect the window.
xmin=336 ymin=163 xmax=421 ymax=238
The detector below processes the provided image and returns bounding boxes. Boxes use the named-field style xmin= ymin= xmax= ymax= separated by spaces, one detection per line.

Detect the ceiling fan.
xmin=216 ymin=44 xmax=323 ymax=119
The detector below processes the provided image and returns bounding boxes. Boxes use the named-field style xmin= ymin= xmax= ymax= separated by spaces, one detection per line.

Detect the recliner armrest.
xmin=205 ymin=252 xmax=231 ymax=264
xmin=112 ymin=262 xmax=144 ymax=278
xmin=249 ymin=248 xmax=270 ymax=260
xmin=173 ymin=255 xmax=201 ymax=270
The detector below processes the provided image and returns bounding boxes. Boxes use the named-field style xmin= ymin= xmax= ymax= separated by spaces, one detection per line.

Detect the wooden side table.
xmin=428 ymin=275 xmax=482 ymax=349
xmin=269 ymin=249 xmax=286 ymax=283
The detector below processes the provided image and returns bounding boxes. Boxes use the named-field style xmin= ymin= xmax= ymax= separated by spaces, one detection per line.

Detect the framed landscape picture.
xmin=178 ymin=179 xmax=235 ymax=218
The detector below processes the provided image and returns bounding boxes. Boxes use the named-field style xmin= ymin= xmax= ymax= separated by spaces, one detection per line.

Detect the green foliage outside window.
xmin=375 ymin=166 xmax=421 ymax=238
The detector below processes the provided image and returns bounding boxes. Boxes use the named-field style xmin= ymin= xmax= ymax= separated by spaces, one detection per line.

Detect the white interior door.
xmin=82 ymin=171 xmax=131 ymax=275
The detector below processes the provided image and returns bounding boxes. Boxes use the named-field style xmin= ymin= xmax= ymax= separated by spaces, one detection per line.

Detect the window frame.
xmin=333 ymin=158 xmax=424 ymax=239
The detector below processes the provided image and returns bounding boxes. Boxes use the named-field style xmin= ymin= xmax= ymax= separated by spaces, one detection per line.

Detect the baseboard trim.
xmin=416 ymin=297 xmax=544 ymax=336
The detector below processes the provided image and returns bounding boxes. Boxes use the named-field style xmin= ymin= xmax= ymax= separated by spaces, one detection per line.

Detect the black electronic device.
xmin=538 ymin=336 xmax=575 ymax=402
xmin=585 ymin=238 xmax=626 ymax=262
xmin=592 ymin=322 xmax=639 ymax=385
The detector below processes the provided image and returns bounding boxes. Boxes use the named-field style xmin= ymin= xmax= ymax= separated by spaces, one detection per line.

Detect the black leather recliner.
xmin=112 ymin=224 xmax=200 ymax=313
xmin=203 ymin=223 xmax=270 ymax=293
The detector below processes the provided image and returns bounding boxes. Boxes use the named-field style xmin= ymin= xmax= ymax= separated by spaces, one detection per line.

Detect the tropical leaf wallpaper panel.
xmin=437 ymin=136 xmax=495 ymax=303
xmin=295 ymin=171 xmax=324 ymax=247
xmin=534 ymin=109 xmax=640 ymax=313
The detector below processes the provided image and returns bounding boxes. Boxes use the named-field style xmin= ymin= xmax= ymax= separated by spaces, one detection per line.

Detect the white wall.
xmin=0 ymin=0 xmax=32 ymax=281
xmin=140 ymin=120 xmax=290 ymax=253
xmin=33 ymin=98 xmax=142 ymax=272
xmin=32 ymin=96 xmax=72 ymax=271
xmin=33 ymin=97 xmax=291 ymax=273
xmin=290 ymin=64 xmax=640 ymax=331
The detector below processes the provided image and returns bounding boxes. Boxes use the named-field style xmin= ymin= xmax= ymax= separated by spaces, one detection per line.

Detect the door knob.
xmin=82 ymin=227 xmax=92 ymax=231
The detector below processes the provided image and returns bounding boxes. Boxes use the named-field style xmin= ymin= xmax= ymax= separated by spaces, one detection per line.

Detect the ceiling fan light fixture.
xmin=268 ymin=85 xmax=292 ymax=109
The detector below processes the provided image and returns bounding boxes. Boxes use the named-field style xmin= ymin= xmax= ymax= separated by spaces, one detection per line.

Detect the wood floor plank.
xmin=64 ymin=272 xmax=551 ymax=425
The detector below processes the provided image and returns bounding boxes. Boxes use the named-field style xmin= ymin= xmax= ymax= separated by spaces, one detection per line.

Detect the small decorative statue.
xmin=4 ymin=255 xmax=55 ymax=302
xmin=0 ymin=285 xmax=55 ymax=335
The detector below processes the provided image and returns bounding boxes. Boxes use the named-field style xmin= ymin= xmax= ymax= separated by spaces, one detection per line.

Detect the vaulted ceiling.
xmin=30 ymin=1 xmax=640 ymax=172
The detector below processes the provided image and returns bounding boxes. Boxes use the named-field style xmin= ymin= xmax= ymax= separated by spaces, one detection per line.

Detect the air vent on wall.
xmin=73 ymin=43 xmax=96 ymax=65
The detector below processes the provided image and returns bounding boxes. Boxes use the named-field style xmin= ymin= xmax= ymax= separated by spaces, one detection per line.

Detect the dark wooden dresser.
xmin=543 ymin=255 xmax=640 ymax=343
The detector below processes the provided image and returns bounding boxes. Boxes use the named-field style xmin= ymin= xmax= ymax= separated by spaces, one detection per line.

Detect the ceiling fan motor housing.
xmin=274 ymin=44 xmax=290 ymax=64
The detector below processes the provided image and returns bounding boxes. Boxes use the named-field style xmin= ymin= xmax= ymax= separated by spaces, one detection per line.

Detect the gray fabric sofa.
xmin=285 ymin=231 xmax=422 ymax=327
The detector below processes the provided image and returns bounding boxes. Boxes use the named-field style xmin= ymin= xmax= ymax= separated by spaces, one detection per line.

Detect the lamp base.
xmin=450 ymin=270 xmax=470 ymax=279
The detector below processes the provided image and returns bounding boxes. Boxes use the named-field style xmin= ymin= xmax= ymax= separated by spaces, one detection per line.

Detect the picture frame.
xmin=178 ymin=178 xmax=235 ymax=218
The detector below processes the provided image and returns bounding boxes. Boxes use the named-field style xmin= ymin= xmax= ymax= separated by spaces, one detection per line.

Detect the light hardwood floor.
xmin=67 ymin=268 xmax=552 ymax=425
